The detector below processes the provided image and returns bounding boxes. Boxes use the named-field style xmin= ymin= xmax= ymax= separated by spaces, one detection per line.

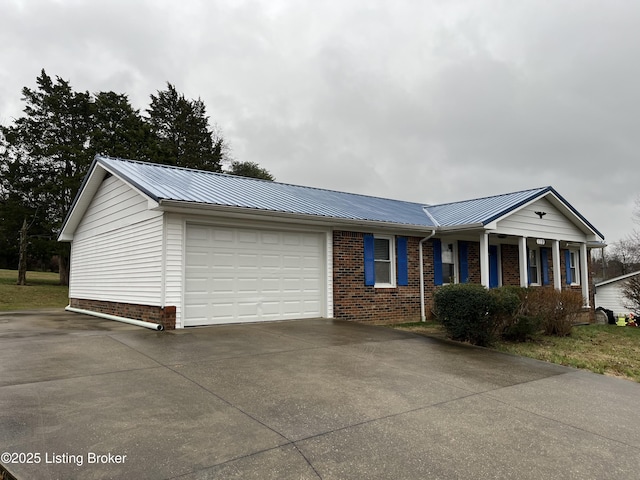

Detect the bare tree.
xmin=607 ymin=236 xmax=640 ymax=276
xmin=622 ymin=275 xmax=640 ymax=315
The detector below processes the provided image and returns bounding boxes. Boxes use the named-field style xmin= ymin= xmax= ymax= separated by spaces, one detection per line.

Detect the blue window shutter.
xmin=527 ymin=247 xmax=531 ymax=285
xmin=458 ymin=241 xmax=469 ymax=283
xmin=433 ymin=238 xmax=443 ymax=286
xmin=565 ymin=249 xmax=572 ymax=285
xmin=540 ymin=247 xmax=550 ymax=285
xmin=364 ymin=234 xmax=375 ymax=286
xmin=397 ymin=237 xmax=408 ymax=286
xmin=489 ymin=245 xmax=499 ymax=288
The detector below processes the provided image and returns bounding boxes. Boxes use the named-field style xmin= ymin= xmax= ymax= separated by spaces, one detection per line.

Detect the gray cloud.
xmin=2 ymin=0 xmax=639 ymax=241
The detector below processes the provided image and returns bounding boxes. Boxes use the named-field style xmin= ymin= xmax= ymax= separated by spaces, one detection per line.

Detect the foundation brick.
xmin=70 ymin=298 xmax=176 ymax=330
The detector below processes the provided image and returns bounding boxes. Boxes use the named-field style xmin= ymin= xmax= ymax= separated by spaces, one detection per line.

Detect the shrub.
xmin=489 ymin=287 xmax=541 ymax=341
xmin=501 ymin=315 xmax=542 ymax=341
xmin=433 ymin=284 xmax=496 ymax=346
xmin=519 ymin=288 xmax=584 ymax=337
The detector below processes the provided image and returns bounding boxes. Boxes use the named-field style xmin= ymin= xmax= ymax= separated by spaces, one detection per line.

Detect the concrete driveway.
xmin=1 ymin=310 xmax=639 ymax=480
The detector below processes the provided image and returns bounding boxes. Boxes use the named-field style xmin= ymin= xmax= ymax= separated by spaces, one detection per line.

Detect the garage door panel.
xmin=261 ymin=232 xmax=279 ymax=244
xmin=262 ymin=254 xmax=281 ymax=268
xmin=237 ymin=278 xmax=259 ymax=293
xmin=185 ymin=277 xmax=208 ymax=294
xmin=184 ymin=225 xmax=324 ymax=326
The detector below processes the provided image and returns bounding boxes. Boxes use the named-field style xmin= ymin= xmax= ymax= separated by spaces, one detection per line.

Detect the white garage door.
xmin=184 ymin=224 xmax=325 ymax=326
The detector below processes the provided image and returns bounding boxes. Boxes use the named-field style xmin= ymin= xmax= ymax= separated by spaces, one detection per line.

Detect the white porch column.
xmin=552 ymin=239 xmax=561 ymax=291
xmin=479 ymin=231 xmax=490 ymax=288
xmin=580 ymin=242 xmax=590 ymax=307
xmin=518 ymin=236 xmax=528 ymax=287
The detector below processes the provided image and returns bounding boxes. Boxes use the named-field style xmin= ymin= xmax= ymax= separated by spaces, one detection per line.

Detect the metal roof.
xmin=63 ymin=156 xmax=602 ymax=239
xmin=595 ymin=271 xmax=640 ymax=288
xmin=427 ymin=187 xmax=550 ymax=226
xmin=97 ymin=156 xmax=437 ymax=227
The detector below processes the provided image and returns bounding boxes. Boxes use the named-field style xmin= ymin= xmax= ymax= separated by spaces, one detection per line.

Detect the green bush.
xmin=501 ymin=315 xmax=542 ymax=341
xmin=434 ymin=284 xmax=586 ymax=344
xmin=433 ymin=284 xmax=496 ymax=346
xmin=489 ymin=286 xmax=541 ymax=341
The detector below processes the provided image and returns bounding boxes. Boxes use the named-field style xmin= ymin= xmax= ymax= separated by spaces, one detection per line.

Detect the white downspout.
xmin=419 ymin=230 xmax=437 ymax=322
xmin=420 ymin=206 xmax=439 ymax=322
xmin=65 ymin=306 xmax=165 ymax=331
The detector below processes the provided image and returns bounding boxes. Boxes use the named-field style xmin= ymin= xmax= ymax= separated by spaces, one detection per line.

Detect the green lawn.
xmin=0 ymin=269 xmax=69 ymax=310
xmin=392 ymin=321 xmax=640 ymax=383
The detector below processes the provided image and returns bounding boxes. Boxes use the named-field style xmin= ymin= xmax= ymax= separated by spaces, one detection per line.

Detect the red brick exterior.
xmin=332 ymin=233 xmax=596 ymax=324
xmin=71 ymin=236 xmax=596 ymax=329
xmin=332 ymin=231 xmax=436 ymax=324
xmin=70 ymin=298 xmax=176 ymax=330
xmin=467 ymin=242 xmax=481 ymax=284
xmin=501 ymin=244 xmax=521 ymax=286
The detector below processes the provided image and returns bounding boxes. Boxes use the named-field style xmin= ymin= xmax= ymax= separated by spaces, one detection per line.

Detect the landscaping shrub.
xmin=501 ymin=315 xmax=542 ymax=341
xmin=489 ymin=286 xmax=541 ymax=341
xmin=434 ymin=284 xmax=586 ymax=345
xmin=519 ymin=288 xmax=584 ymax=337
xmin=433 ymin=284 xmax=496 ymax=346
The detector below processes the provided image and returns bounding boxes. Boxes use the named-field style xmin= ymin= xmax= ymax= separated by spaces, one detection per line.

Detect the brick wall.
xmin=70 ymin=298 xmax=176 ymax=330
xmin=333 ymin=231 xmax=436 ymax=324
xmin=467 ymin=242 xmax=481 ymax=284
xmin=501 ymin=244 xmax=521 ymax=286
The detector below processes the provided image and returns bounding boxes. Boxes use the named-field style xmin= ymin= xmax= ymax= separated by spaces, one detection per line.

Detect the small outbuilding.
xmin=594 ymin=271 xmax=640 ymax=317
xmin=58 ymin=155 xmax=606 ymax=329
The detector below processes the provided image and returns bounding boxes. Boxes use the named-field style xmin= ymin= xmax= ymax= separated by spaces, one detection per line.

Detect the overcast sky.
xmin=1 ymin=0 xmax=638 ymax=244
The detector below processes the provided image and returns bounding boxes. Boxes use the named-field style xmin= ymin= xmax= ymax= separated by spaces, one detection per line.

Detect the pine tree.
xmin=226 ymin=161 xmax=275 ymax=180
xmin=0 ymin=70 xmax=93 ymax=284
xmin=147 ymin=83 xmax=225 ymax=171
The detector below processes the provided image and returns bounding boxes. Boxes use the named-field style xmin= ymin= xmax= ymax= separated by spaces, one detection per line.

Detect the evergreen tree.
xmin=90 ymin=91 xmax=155 ymax=161
xmin=226 ymin=160 xmax=275 ymax=180
xmin=0 ymin=70 xmax=93 ymax=284
xmin=1 ymin=71 xmax=273 ymax=284
xmin=147 ymin=83 xmax=225 ymax=171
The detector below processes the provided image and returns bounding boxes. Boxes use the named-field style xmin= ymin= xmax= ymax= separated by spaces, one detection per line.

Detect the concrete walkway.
xmin=1 ymin=310 xmax=639 ymax=479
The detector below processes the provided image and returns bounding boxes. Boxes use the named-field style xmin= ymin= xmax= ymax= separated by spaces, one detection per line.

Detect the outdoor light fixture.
xmin=535 ymin=211 xmax=547 ymax=219
xmin=536 ymin=238 xmax=546 ymax=245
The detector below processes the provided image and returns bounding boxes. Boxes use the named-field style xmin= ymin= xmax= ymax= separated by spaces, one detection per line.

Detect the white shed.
xmin=594 ymin=271 xmax=640 ymax=316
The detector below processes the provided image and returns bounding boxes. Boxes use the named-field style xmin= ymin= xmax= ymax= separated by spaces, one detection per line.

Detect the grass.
xmin=0 ymin=269 xmax=69 ymax=311
xmin=392 ymin=321 xmax=640 ymax=383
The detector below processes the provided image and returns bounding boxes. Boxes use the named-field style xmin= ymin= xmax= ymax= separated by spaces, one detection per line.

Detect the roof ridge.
xmin=428 ymin=186 xmax=550 ymax=208
xmin=97 ymin=155 xmax=430 ymax=207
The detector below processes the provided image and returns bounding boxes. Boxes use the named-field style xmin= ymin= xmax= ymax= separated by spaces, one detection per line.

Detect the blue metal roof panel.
xmin=427 ymin=187 xmax=550 ymax=226
xmin=97 ymin=156 xmax=437 ymax=227
xmin=92 ymin=156 xmax=603 ymax=239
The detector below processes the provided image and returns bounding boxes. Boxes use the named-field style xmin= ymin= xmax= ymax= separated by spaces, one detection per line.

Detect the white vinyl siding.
xmin=164 ymin=214 xmax=185 ymax=327
xmin=595 ymin=281 xmax=636 ymax=317
xmin=496 ymin=198 xmax=585 ymax=242
xmin=69 ymin=176 xmax=163 ymax=305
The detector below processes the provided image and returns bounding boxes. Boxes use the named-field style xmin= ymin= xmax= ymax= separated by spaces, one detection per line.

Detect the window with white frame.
xmin=374 ymin=236 xmax=395 ymax=287
xmin=442 ymin=242 xmax=457 ymax=284
xmin=569 ymin=250 xmax=580 ymax=285
xmin=528 ymin=248 xmax=541 ymax=285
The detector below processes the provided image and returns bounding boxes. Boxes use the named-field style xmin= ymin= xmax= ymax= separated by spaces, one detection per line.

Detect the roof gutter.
xmin=156 ymin=199 xmax=438 ymax=234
